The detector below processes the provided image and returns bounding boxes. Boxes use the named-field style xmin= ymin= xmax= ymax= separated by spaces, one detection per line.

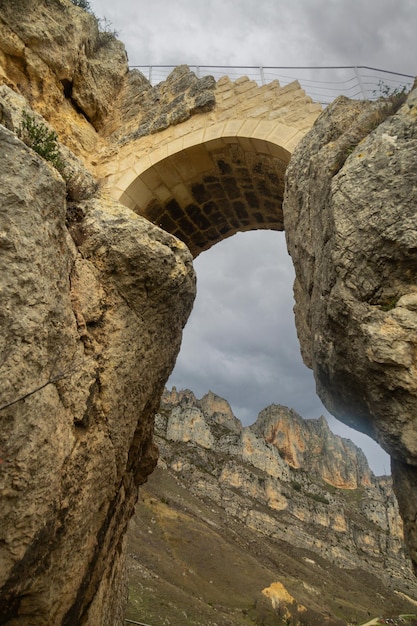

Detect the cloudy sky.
xmin=90 ymin=0 xmax=417 ymax=474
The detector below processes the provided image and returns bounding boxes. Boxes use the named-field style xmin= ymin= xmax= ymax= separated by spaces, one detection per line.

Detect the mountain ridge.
xmin=126 ymin=387 xmax=417 ymax=625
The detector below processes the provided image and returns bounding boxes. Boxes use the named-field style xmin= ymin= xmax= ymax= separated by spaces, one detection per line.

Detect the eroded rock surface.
xmin=0 ymin=14 xmax=198 ymax=623
xmin=283 ymin=88 xmax=417 ymax=571
xmin=154 ymin=389 xmax=416 ymax=602
xmin=252 ymin=404 xmax=373 ymax=489
xmin=0 ymin=125 xmax=195 ymax=623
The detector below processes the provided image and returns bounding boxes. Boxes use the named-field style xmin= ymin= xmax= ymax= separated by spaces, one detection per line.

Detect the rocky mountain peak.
xmin=198 ymin=390 xmax=243 ymax=433
xmin=251 ymin=403 xmax=373 ymax=488
xmin=161 ymin=389 xmax=373 ymax=490
xmin=161 ymin=387 xmax=242 ymax=437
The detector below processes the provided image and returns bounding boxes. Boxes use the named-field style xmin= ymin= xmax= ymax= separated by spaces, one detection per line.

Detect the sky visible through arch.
xmin=168 ymin=231 xmax=392 ymax=476
xmin=90 ymin=0 xmax=417 ymax=474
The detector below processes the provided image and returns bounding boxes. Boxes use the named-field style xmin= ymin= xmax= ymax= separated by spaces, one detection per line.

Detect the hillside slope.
xmin=126 ymin=389 xmax=417 ymax=626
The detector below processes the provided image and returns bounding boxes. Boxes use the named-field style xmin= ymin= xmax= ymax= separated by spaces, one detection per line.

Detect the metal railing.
xmin=129 ymin=65 xmax=414 ymax=105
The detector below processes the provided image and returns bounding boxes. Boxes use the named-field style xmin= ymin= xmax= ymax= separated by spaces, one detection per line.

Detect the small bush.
xmin=373 ymin=79 xmax=408 ymax=100
xmin=18 ymin=111 xmax=64 ymax=173
xmin=70 ymin=0 xmax=93 ymax=10
xmin=305 ymin=492 xmax=330 ymax=505
xmin=380 ymin=296 xmax=399 ymax=312
xmin=95 ymin=17 xmax=119 ymax=49
xmin=373 ymin=80 xmax=409 ymax=115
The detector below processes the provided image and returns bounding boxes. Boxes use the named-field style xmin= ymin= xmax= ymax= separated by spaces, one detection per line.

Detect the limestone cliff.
xmin=0 ymin=2 xmax=196 ymax=623
xmin=252 ymin=404 xmax=373 ymax=489
xmin=0 ymin=0 xmax=218 ymax=168
xmin=283 ymin=86 xmax=417 ymax=572
xmin=0 ymin=123 xmax=195 ymax=624
xmin=134 ymin=387 xmax=417 ymax=624
xmin=156 ymin=389 xmax=414 ymax=589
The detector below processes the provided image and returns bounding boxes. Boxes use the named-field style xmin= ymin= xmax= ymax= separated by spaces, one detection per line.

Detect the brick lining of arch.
xmin=116 ymin=126 xmax=299 ymax=257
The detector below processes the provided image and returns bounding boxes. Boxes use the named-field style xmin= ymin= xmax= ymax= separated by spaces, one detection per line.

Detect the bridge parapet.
xmin=133 ymin=65 xmax=415 ymax=104
xmin=215 ymin=74 xmax=321 ymax=130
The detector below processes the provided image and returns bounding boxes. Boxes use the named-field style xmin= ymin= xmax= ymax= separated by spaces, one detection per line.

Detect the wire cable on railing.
xmin=130 ymin=64 xmax=414 ymax=77
xmin=128 ymin=65 xmax=414 ymax=105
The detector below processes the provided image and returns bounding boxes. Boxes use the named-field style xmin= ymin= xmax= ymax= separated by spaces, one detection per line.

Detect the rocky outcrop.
xmin=156 ymin=388 xmax=416 ymax=599
xmin=0 ymin=0 xmax=115 ymax=155
xmin=103 ymin=65 xmax=216 ymax=143
xmin=0 ymin=80 xmax=195 ymax=626
xmin=0 ymin=128 xmax=195 ymax=623
xmin=283 ymin=87 xmax=417 ymax=572
xmin=0 ymin=4 xmax=202 ymax=621
xmin=252 ymin=404 xmax=373 ymax=489
xmin=0 ymin=0 xmax=218 ymax=164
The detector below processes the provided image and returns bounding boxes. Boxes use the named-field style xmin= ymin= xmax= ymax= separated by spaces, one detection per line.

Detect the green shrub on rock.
xmin=18 ymin=111 xmax=64 ymax=173
xmin=70 ymin=0 xmax=92 ymax=10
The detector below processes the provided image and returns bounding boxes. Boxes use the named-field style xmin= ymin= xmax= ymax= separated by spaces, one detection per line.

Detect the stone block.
xmin=139 ymin=166 xmax=164 ymax=192
xmin=125 ymin=176 xmax=155 ymax=208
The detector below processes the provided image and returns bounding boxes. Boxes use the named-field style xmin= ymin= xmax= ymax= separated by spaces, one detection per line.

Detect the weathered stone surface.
xmin=0 ymin=124 xmax=195 ymax=624
xmin=0 ymin=84 xmax=99 ymax=202
xmin=283 ymin=88 xmax=417 ymax=569
xmin=155 ymin=388 xmax=416 ymax=599
xmin=252 ymin=404 xmax=373 ymax=489
xmin=101 ymin=67 xmax=322 ymax=258
xmin=392 ymin=458 xmax=417 ymax=578
xmin=104 ymin=64 xmax=217 ymax=143
xmin=0 ymin=0 xmax=97 ymax=83
xmin=72 ymin=34 xmax=128 ymax=129
xmin=0 ymin=0 xmax=128 ymax=156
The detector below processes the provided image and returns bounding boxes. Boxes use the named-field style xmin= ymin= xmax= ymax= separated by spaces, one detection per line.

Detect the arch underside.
xmin=120 ymin=136 xmax=290 ymax=257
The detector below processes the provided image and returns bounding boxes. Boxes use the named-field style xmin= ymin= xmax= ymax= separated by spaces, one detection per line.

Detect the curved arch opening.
xmin=120 ymin=136 xmax=289 ymax=257
xmin=116 ymin=129 xmax=390 ymax=475
xmin=168 ymin=230 xmax=390 ymax=476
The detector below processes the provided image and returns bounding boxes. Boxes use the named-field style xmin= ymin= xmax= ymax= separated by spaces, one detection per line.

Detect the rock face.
xmin=252 ymin=404 xmax=373 ymax=489
xmin=0 ymin=122 xmax=195 ymax=624
xmin=0 ymin=2 xmax=196 ymax=620
xmin=150 ymin=388 xmax=417 ymax=619
xmin=0 ymin=0 xmax=219 ymax=164
xmin=283 ymin=87 xmax=417 ymax=572
xmin=103 ymin=65 xmax=216 ymax=143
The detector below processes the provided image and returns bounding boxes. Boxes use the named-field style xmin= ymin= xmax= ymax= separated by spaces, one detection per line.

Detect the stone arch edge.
xmin=109 ymin=120 xmax=306 ymax=210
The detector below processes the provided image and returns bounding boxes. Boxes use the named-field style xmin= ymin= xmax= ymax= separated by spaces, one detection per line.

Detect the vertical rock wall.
xmin=283 ymin=87 xmax=417 ymax=572
xmin=0 ymin=123 xmax=195 ymax=624
xmin=0 ymin=5 xmax=200 ymax=622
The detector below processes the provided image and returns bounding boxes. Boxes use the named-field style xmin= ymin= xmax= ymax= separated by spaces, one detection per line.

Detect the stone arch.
xmin=113 ymin=121 xmax=306 ymax=257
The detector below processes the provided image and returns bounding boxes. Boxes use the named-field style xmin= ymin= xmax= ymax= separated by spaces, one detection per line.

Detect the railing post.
xmin=259 ymin=66 xmax=265 ymax=85
xmin=354 ymin=66 xmax=367 ymax=100
xmin=149 ymin=66 xmax=152 ymax=84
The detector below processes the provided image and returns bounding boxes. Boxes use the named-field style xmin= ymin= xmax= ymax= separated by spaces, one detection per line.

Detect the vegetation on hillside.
xmin=127 ymin=467 xmax=417 ymax=626
xmin=70 ymin=0 xmax=92 ymax=10
xmin=18 ymin=111 xmax=64 ymax=172
xmin=69 ymin=0 xmax=119 ymax=43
